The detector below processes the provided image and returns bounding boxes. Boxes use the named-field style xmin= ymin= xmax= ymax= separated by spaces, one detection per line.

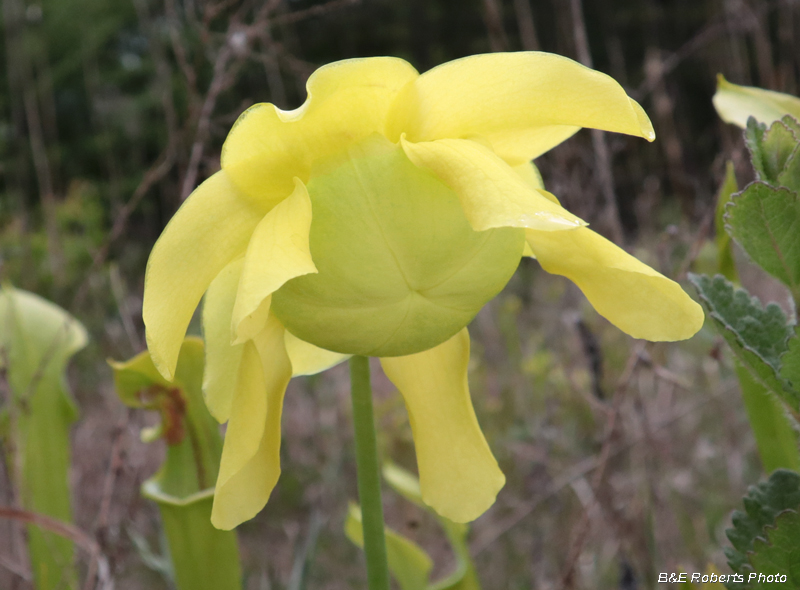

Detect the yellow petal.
xmin=526 ymin=227 xmax=704 ymax=341
xmin=202 ymin=258 xmax=244 ymax=423
xmin=211 ymin=313 xmax=291 ymax=530
xmin=231 ymin=178 xmax=317 ymax=344
xmin=513 ymin=162 xmax=550 ymax=257
xmin=284 ymin=331 xmax=349 ymax=376
xmin=143 ymin=171 xmax=264 ymax=380
xmin=222 ymin=57 xmax=419 ymax=206
xmin=401 ymin=137 xmax=584 ymax=231
xmin=512 ymin=161 xmax=546 ymax=191
xmin=380 ymin=329 xmax=504 ymax=523
xmin=714 ymin=74 xmax=800 ymax=128
xmin=387 ymin=52 xmax=654 ymax=165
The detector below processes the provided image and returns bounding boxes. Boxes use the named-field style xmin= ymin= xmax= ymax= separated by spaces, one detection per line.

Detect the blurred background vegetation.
xmin=1 ymin=0 xmax=799 ymax=588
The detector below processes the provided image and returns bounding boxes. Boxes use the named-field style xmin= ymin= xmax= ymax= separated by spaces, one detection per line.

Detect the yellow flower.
xmin=143 ymin=53 xmax=704 ymax=530
xmin=713 ymin=74 xmax=800 ymax=128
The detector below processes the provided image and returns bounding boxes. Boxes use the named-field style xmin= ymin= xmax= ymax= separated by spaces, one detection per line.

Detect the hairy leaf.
xmin=781 ymin=329 xmax=800 ymax=393
xmin=716 ymin=161 xmax=739 ymax=282
xmin=689 ymin=274 xmax=796 ymax=408
xmin=725 ymin=182 xmax=800 ymax=293
xmin=725 ymin=470 xmax=800 ymax=576
xmin=745 ymin=118 xmax=768 ymax=180
xmin=778 ymin=149 xmax=800 ymax=194
xmin=745 ymin=117 xmax=800 ymax=185
xmin=747 ymin=510 xmax=800 ymax=588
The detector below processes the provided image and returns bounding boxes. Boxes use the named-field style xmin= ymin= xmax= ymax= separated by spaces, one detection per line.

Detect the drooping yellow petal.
xmin=222 ymin=57 xmax=419 ymax=207
xmin=526 ymin=227 xmax=704 ymax=341
xmin=513 ymin=162 xmax=550 ymax=257
xmin=144 ymin=171 xmax=264 ymax=380
xmin=401 ymin=137 xmax=584 ymax=232
xmin=387 ymin=52 xmax=654 ymax=165
xmin=380 ymin=328 xmax=504 ymax=523
xmin=284 ymin=331 xmax=349 ymax=376
xmin=713 ymin=74 xmax=800 ymax=128
xmin=512 ymin=161 xmax=545 ymax=191
xmin=231 ymin=179 xmax=317 ymax=344
xmin=202 ymin=258 xmax=244 ymax=423
xmin=211 ymin=313 xmax=291 ymax=530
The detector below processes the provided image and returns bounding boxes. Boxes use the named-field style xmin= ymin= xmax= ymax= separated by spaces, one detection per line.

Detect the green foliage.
xmin=716 ymin=161 xmax=739 ymax=282
xmin=781 ymin=328 xmax=800 ymax=392
xmin=110 ymin=338 xmax=241 ymax=590
xmin=0 ymin=286 xmax=87 ymax=590
xmin=688 ymin=274 xmax=796 ymax=409
xmin=707 ymin=104 xmax=800 ymax=590
xmin=736 ymin=362 xmax=800 ymax=473
xmin=725 ymin=182 xmax=800 ymax=296
xmin=748 ymin=510 xmax=800 ymax=588
xmin=0 ymin=180 xmax=109 ymax=298
xmin=724 ymin=470 xmax=800 ymax=589
xmin=744 ymin=117 xmax=800 ymax=185
xmin=723 ymin=116 xmax=800 ymax=303
xmin=345 ymin=463 xmax=482 ymax=590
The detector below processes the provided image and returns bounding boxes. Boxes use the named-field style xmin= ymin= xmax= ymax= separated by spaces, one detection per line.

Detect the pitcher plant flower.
xmin=143 ymin=52 xmax=704 ymax=530
xmin=713 ymin=74 xmax=800 ymax=128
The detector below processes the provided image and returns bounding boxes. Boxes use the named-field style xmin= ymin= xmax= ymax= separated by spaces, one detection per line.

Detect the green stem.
xmin=349 ymin=356 xmax=390 ymax=590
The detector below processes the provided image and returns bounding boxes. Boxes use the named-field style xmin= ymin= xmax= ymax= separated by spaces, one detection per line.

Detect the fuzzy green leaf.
xmin=716 ymin=161 xmax=739 ymax=282
xmin=745 ymin=118 xmax=800 ymax=185
xmin=781 ymin=329 xmax=800 ymax=394
xmin=688 ymin=274 xmax=796 ymax=408
xmin=725 ymin=182 xmax=800 ymax=293
xmin=725 ymin=470 xmax=800 ymax=578
xmin=782 ymin=116 xmax=800 ymax=137
xmin=761 ymin=120 xmax=799 ymax=183
xmin=0 ymin=287 xmax=87 ymax=590
xmin=778 ymin=149 xmax=800 ymax=194
xmin=747 ymin=510 xmax=800 ymax=588
xmin=745 ymin=118 xmax=769 ymax=180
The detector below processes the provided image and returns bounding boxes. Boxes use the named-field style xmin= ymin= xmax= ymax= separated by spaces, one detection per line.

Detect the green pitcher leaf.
xmin=345 ymin=503 xmax=433 ymax=590
xmin=747 ymin=510 xmax=800 ymax=588
xmin=0 ymin=287 xmax=87 ymax=590
xmin=725 ymin=470 xmax=800 ymax=578
xmin=154 ymin=494 xmax=242 ymax=590
xmin=688 ymin=274 xmax=796 ymax=408
xmin=110 ymin=338 xmax=241 ymax=590
xmin=735 ymin=362 xmax=800 ymax=473
xmin=725 ymin=182 xmax=800 ymax=294
xmin=716 ymin=161 xmax=739 ymax=282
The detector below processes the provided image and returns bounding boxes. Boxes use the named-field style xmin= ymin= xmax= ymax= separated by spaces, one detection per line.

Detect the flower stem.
xmin=349 ymin=356 xmax=390 ymax=590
